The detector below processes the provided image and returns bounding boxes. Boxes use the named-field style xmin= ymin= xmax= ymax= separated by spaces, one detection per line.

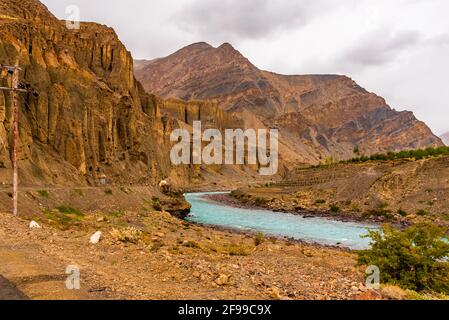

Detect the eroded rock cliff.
xmin=0 ymin=0 xmax=215 ymax=187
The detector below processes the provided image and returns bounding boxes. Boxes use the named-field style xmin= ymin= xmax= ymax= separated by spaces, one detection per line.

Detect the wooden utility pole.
xmin=0 ymin=64 xmax=27 ymax=216
xmin=11 ymin=66 xmax=19 ymax=216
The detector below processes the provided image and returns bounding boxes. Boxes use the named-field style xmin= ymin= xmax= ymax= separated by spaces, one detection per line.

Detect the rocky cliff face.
xmin=0 ymin=0 xmax=262 ymax=187
xmin=136 ymin=42 xmax=443 ymax=165
xmin=0 ymin=0 xmax=191 ymax=186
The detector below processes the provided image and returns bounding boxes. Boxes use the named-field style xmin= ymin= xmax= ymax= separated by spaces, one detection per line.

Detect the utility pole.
xmin=0 ymin=64 xmax=28 ymax=216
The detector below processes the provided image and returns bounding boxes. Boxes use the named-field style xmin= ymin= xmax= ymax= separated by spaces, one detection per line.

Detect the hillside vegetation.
xmin=231 ymin=155 xmax=449 ymax=225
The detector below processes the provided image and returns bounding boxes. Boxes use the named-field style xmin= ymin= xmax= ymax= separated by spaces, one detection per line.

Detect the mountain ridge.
xmin=135 ymin=42 xmax=443 ymax=165
xmin=0 ymin=0 xmax=271 ymax=188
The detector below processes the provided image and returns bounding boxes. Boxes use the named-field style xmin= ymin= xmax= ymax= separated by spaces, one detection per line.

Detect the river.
xmin=185 ymin=192 xmax=378 ymax=250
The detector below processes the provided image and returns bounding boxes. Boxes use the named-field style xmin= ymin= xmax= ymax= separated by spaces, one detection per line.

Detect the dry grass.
xmin=110 ymin=227 xmax=143 ymax=244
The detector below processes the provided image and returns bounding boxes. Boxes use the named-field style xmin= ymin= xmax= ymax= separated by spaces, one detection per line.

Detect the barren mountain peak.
xmin=135 ymin=42 xmax=443 ymax=164
xmin=176 ymin=41 xmax=213 ymax=52
xmin=218 ymin=42 xmax=236 ymax=50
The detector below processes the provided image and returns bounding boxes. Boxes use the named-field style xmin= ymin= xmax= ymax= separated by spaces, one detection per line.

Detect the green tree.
xmin=358 ymin=223 xmax=449 ymax=293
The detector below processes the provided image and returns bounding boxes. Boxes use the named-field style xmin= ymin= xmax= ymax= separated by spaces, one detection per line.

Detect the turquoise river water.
xmin=185 ymin=192 xmax=378 ymax=250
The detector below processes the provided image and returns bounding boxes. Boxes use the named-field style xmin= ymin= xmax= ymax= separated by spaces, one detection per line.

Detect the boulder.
xmin=29 ymin=221 xmax=41 ymax=229
xmin=89 ymin=231 xmax=102 ymax=244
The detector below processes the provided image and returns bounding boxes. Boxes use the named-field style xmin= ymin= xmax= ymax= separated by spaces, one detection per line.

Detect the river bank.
xmin=205 ymin=192 xmax=386 ymax=226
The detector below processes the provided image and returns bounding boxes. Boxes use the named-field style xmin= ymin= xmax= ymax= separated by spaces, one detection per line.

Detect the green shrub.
xmin=397 ymin=208 xmax=408 ymax=217
xmin=254 ymin=232 xmax=265 ymax=246
xmin=358 ymin=223 xmax=449 ymax=294
xmin=230 ymin=190 xmax=245 ymax=199
xmin=110 ymin=210 xmax=125 ymax=217
xmin=44 ymin=206 xmax=84 ymax=228
xmin=315 ymin=199 xmax=326 ymax=204
xmin=417 ymin=209 xmax=429 ymax=216
xmin=56 ymin=206 xmax=83 ymax=217
xmin=379 ymin=202 xmax=389 ymax=209
xmin=254 ymin=197 xmax=267 ymax=206
xmin=151 ymin=197 xmax=162 ymax=211
xmin=104 ymin=189 xmax=113 ymax=195
xmin=329 ymin=204 xmax=340 ymax=213
xmin=37 ymin=190 xmax=49 ymax=198
xmin=342 ymin=146 xmax=449 ymax=164
xmin=365 ymin=208 xmax=394 ymax=219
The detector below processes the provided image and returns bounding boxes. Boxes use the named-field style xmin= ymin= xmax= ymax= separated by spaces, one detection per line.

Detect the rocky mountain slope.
xmin=136 ymin=42 xmax=443 ymax=165
xmin=0 ymin=0 xmax=261 ymax=188
xmin=229 ymin=155 xmax=449 ymax=226
xmin=0 ymin=0 xmax=165 ymax=186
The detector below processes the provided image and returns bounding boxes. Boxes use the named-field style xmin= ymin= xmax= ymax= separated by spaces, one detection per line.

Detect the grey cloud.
xmin=40 ymin=0 xmax=449 ymax=134
xmin=173 ymin=0 xmax=337 ymax=42
xmin=344 ymin=30 xmax=422 ymax=67
xmin=426 ymin=33 xmax=449 ymax=47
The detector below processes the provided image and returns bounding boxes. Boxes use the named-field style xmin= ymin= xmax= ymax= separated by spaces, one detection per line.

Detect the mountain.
xmin=0 ymin=0 xmax=442 ymax=190
xmin=441 ymin=132 xmax=449 ymax=146
xmin=135 ymin=42 xmax=443 ymax=165
xmin=0 ymin=0 xmax=163 ymax=186
xmin=0 ymin=0 xmax=269 ymax=188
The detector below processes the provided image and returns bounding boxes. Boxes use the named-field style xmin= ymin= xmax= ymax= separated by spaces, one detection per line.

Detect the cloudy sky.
xmin=41 ymin=0 xmax=449 ymax=135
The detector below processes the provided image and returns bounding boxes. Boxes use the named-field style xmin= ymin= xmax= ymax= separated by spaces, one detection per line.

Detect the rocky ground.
xmin=0 ymin=208 xmax=377 ymax=300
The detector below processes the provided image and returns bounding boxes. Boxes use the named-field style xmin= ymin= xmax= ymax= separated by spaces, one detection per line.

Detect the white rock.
xmin=89 ymin=231 xmax=102 ymax=244
xmin=29 ymin=221 xmax=41 ymax=229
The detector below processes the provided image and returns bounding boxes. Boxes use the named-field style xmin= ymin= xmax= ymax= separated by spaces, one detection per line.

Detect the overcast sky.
xmin=41 ymin=0 xmax=449 ymax=135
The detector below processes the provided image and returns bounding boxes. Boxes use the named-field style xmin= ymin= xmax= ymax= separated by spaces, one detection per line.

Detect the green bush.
xmin=37 ymin=190 xmax=49 ymax=198
xmin=254 ymin=197 xmax=267 ymax=206
xmin=358 ymin=223 xmax=449 ymax=294
xmin=343 ymin=146 xmax=449 ymax=164
xmin=230 ymin=190 xmax=245 ymax=199
xmin=56 ymin=205 xmax=83 ymax=217
xmin=329 ymin=204 xmax=340 ymax=213
xmin=151 ymin=197 xmax=163 ymax=211
xmin=365 ymin=208 xmax=394 ymax=219
xmin=417 ymin=209 xmax=429 ymax=216
xmin=254 ymin=232 xmax=265 ymax=246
